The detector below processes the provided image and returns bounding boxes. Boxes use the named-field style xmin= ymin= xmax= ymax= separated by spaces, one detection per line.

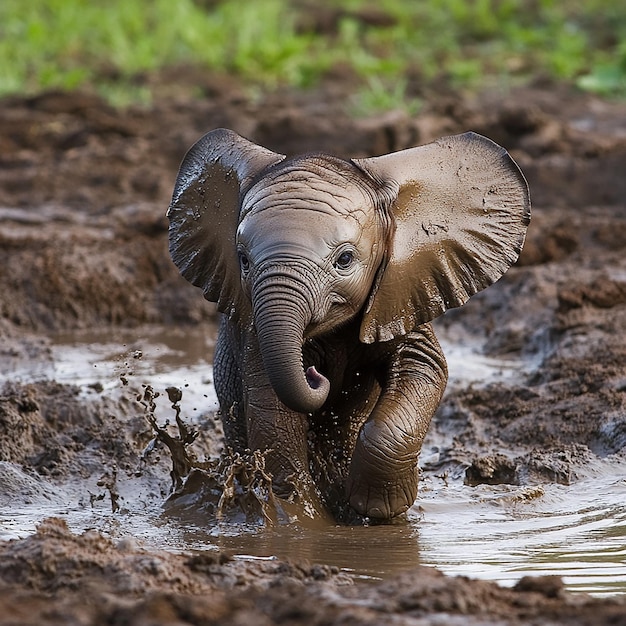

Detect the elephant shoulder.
xmin=360 ymin=322 xmax=447 ymax=379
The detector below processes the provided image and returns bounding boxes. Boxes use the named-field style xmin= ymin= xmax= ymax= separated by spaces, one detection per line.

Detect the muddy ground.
xmin=0 ymin=72 xmax=625 ymax=624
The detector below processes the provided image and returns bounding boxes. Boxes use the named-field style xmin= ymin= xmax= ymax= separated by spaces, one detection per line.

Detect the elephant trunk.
xmin=253 ymin=281 xmax=330 ymax=414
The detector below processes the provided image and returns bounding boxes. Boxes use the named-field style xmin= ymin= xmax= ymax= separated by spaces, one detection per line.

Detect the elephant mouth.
xmin=305 ymin=365 xmax=325 ymax=390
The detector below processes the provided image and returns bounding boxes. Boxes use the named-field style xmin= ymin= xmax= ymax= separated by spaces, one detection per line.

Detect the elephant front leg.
xmin=346 ymin=326 xmax=447 ymax=520
xmin=246 ymin=398 xmax=330 ymax=518
xmin=246 ymin=395 xmax=309 ymax=496
xmin=242 ymin=342 xmax=326 ymax=517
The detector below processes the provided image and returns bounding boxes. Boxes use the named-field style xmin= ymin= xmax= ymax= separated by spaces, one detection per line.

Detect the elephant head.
xmin=168 ymin=129 xmax=530 ymax=415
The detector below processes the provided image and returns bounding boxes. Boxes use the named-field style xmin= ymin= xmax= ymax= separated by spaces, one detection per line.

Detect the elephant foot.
xmin=345 ymin=468 xmax=419 ymax=520
xmin=270 ymin=468 xmax=331 ymax=521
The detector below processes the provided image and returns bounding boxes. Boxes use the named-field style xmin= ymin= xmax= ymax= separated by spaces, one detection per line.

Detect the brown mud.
xmin=1 ymin=73 xmax=625 ymax=624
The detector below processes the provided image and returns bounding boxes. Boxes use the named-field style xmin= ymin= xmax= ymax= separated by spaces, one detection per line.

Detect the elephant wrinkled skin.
xmin=167 ymin=129 xmax=530 ymax=521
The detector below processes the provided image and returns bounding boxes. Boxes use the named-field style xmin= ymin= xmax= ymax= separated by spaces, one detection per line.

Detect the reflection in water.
xmin=170 ymin=519 xmax=422 ymax=580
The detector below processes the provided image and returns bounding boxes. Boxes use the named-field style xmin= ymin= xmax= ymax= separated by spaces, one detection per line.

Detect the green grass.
xmin=1 ymin=0 xmax=625 ymax=110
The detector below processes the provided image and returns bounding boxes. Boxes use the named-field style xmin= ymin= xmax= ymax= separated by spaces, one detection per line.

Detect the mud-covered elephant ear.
xmin=167 ymin=128 xmax=285 ymax=321
xmin=355 ymin=132 xmax=530 ymax=343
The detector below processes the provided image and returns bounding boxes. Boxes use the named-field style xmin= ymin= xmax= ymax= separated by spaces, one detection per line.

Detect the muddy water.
xmin=3 ymin=325 xmax=219 ymax=413
xmin=1 ymin=325 xmax=625 ymax=597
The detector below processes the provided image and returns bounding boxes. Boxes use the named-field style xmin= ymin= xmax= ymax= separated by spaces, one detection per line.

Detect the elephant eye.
xmin=238 ymin=252 xmax=250 ymax=274
xmin=335 ymin=250 xmax=355 ymax=270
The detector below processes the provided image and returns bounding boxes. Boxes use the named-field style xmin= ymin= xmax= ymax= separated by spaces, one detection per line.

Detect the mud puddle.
xmin=1 ymin=325 xmax=219 ymax=412
xmin=159 ymin=471 xmax=626 ymax=596
xmin=1 ymin=325 xmax=624 ymax=597
xmin=416 ymin=473 xmax=626 ymax=596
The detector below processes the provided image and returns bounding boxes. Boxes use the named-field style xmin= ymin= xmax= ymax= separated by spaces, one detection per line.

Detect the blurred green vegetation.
xmin=1 ymin=0 xmax=624 ymax=110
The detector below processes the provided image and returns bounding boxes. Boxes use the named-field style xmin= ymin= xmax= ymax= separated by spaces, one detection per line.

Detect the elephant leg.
xmin=346 ymin=325 xmax=447 ymax=519
xmin=213 ymin=316 xmax=247 ymax=453
xmin=242 ymin=336 xmax=326 ymax=515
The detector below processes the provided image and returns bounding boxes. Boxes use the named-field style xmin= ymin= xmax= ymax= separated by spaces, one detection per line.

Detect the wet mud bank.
xmin=1 ymin=80 xmax=626 ymax=623
xmin=3 ymin=517 xmax=626 ymax=626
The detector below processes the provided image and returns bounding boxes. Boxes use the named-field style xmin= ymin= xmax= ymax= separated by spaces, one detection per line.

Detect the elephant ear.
xmin=167 ymin=128 xmax=284 ymax=322
xmin=355 ymin=132 xmax=530 ymax=343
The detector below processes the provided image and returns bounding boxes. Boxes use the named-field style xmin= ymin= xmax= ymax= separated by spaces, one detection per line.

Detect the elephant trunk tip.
xmin=305 ymin=366 xmax=325 ymax=390
xmin=301 ymin=365 xmax=330 ymax=412
xmin=283 ymin=365 xmax=329 ymax=414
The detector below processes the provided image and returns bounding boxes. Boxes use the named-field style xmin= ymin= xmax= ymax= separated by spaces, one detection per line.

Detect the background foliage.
xmin=1 ymin=0 xmax=624 ymax=109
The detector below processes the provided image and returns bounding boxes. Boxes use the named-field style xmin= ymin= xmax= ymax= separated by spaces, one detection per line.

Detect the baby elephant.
xmin=168 ymin=129 xmax=530 ymax=521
